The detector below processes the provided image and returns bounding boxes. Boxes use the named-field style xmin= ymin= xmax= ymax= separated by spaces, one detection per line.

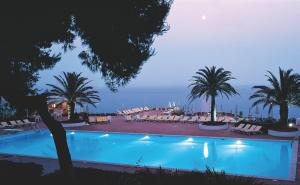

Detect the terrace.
xmin=1 ymin=109 xmax=299 ymax=185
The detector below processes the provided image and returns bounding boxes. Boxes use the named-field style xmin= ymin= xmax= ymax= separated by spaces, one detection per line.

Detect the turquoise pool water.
xmin=0 ymin=130 xmax=297 ymax=180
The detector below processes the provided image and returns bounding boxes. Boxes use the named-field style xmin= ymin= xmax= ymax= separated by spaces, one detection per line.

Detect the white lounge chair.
xmin=181 ymin=116 xmax=190 ymax=122
xmin=242 ymin=125 xmax=263 ymax=135
xmin=9 ymin=121 xmax=19 ymax=128
xmin=125 ymin=115 xmax=133 ymax=122
xmin=16 ymin=120 xmax=26 ymax=127
xmin=161 ymin=115 xmax=169 ymax=122
xmin=232 ymin=124 xmax=252 ymax=133
xmin=173 ymin=116 xmax=181 ymax=122
xmin=0 ymin=122 xmax=13 ymax=128
xmin=140 ymin=115 xmax=149 ymax=121
xmin=188 ymin=116 xmax=198 ymax=123
xmin=155 ymin=115 xmax=163 ymax=122
xmin=23 ymin=119 xmax=36 ymax=126
xmin=166 ymin=115 xmax=175 ymax=122
xmin=231 ymin=124 xmax=245 ymax=131
xmin=239 ymin=125 xmax=256 ymax=132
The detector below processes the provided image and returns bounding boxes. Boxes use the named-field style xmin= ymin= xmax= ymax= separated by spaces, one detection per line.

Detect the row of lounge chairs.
xmin=118 ymin=107 xmax=151 ymax=115
xmin=125 ymin=115 xmax=202 ymax=123
xmin=231 ymin=124 xmax=263 ymax=135
xmin=0 ymin=119 xmax=36 ymax=129
xmin=88 ymin=116 xmax=111 ymax=124
xmin=124 ymin=114 xmax=239 ymax=123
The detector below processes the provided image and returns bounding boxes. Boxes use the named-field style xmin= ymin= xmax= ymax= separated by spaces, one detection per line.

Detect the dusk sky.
xmin=38 ymin=0 xmax=300 ymax=89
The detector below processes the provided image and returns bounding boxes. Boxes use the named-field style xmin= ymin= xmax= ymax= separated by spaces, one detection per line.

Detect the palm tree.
xmin=47 ymin=72 xmax=100 ymax=121
xmin=250 ymin=68 xmax=300 ymax=126
xmin=189 ymin=66 xmax=238 ymax=122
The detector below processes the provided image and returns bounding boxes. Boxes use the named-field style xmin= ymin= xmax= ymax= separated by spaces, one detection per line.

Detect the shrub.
xmin=1 ymin=161 xmax=264 ymax=185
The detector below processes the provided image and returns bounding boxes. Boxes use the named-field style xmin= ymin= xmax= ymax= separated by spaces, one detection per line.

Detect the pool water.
xmin=0 ymin=130 xmax=297 ymax=180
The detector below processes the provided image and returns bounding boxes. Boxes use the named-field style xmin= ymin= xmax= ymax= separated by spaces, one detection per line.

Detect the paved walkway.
xmin=59 ymin=116 xmax=293 ymax=140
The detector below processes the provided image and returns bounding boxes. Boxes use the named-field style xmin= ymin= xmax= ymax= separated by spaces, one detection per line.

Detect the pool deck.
xmin=1 ymin=110 xmax=300 ymax=185
xmin=66 ymin=116 xmax=296 ymax=140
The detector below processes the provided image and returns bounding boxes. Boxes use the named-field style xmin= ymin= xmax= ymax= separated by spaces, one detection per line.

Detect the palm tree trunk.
xmin=211 ymin=96 xmax=216 ymax=122
xmin=69 ymin=102 xmax=75 ymax=121
xmin=279 ymin=103 xmax=289 ymax=126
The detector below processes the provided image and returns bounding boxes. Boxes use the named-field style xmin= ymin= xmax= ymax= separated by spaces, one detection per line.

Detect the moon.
xmin=201 ymin=15 xmax=207 ymax=20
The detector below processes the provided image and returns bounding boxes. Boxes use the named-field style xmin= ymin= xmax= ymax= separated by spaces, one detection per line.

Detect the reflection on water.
xmin=203 ymin=142 xmax=208 ymax=159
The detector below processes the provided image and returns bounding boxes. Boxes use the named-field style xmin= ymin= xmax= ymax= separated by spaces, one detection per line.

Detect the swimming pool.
xmin=0 ymin=130 xmax=298 ymax=180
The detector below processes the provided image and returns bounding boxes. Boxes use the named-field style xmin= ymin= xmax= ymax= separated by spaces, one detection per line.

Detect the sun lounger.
xmin=155 ymin=115 xmax=163 ymax=122
xmin=181 ymin=116 xmax=190 ymax=122
xmin=198 ymin=116 xmax=205 ymax=122
xmin=23 ymin=119 xmax=36 ymax=126
xmin=0 ymin=122 xmax=13 ymax=128
xmin=125 ymin=115 xmax=133 ymax=122
xmin=150 ymin=115 xmax=158 ymax=121
xmin=145 ymin=115 xmax=153 ymax=121
xmin=239 ymin=125 xmax=256 ymax=132
xmin=242 ymin=125 xmax=263 ymax=135
xmin=16 ymin=120 xmax=26 ymax=127
xmin=146 ymin=115 xmax=156 ymax=121
xmin=188 ymin=116 xmax=198 ymax=123
xmin=230 ymin=124 xmax=245 ymax=131
xmin=251 ymin=125 xmax=263 ymax=135
xmin=161 ymin=115 xmax=169 ymax=122
xmin=140 ymin=115 xmax=148 ymax=121
xmin=232 ymin=124 xmax=252 ymax=133
xmin=0 ymin=122 xmax=6 ymax=129
xmin=173 ymin=116 xmax=181 ymax=122
xmin=9 ymin=121 xmax=20 ymax=128
xmin=166 ymin=115 xmax=175 ymax=122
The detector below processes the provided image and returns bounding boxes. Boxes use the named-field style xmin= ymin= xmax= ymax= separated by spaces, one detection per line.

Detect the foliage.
xmin=0 ymin=160 xmax=264 ymax=185
xmin=0 ymin=100 xmax=16 ymax=120
xmin=47 ymin=72 xmax=100 ymax=120
xmin=0 ymin=1 xmax=172 ymax=179
xmin=0 ymin=0 xmax=172 ymax=99
xmin=0 ymin=160 xmax=43 ymax=185
xmin=250 ymin=68 xmax=300 ymax=126
xmin=189 ymin=66 xmax=238 ymax=122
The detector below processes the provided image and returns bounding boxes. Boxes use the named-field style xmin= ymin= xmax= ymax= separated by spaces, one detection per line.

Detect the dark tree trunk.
xmin=211 ymin=96 xmax=216 ymax=122
xmin=69 ymin=102 xmax=75 ymax=121
xmin=37 ymin=97 xmax=74 ymax=179
xmin=4 ymin=95 xmax=75 ymax=183
xmin=279 ymin=103 xmax=289 ymax=126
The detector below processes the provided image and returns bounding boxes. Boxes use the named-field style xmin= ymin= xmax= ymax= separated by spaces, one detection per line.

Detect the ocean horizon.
xmin=81 ymin=85 xmax=300 ymax=119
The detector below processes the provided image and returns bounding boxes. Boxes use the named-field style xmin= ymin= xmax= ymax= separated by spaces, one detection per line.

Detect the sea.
xmin=81 ymin=85 xmax=300 ymax=119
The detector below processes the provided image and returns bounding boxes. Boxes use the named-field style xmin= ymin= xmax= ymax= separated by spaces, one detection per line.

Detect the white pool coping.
xmin=0 ymin=129 xmax=298 ymax=181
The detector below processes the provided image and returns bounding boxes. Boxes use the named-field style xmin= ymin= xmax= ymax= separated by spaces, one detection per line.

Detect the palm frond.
xmin=189 ymin=66 xmax=238 ymax=103
xmin=47 ymin=72 xmax=100 ymax=109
